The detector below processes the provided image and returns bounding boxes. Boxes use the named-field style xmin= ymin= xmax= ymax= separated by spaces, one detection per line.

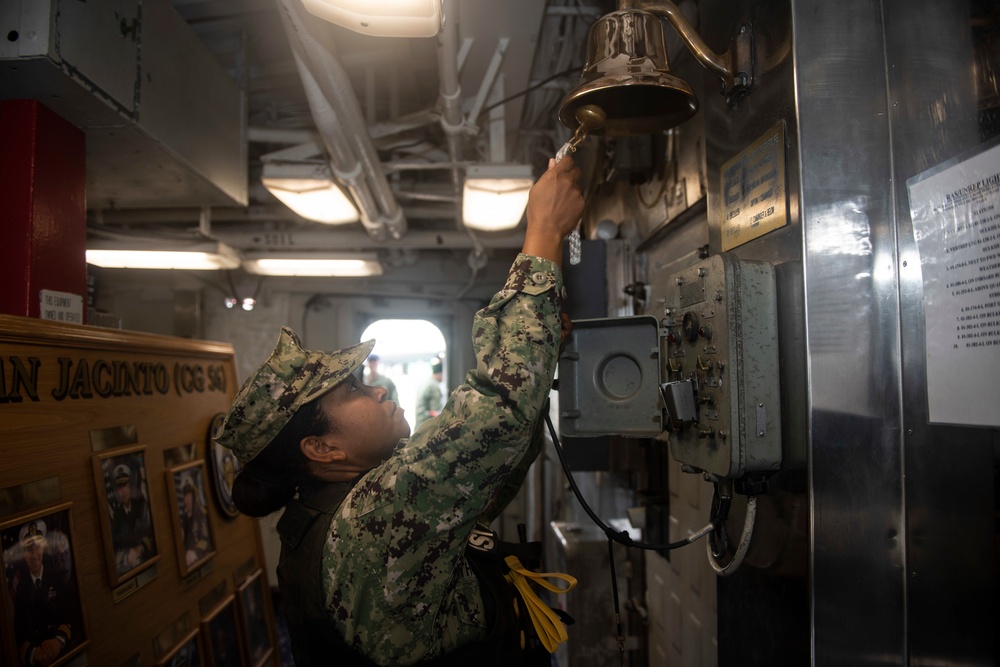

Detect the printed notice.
xmin=907 ymin=141 xmax=1000 ymax=427
xmin=39 ymin=289 xmax=84 ymax=324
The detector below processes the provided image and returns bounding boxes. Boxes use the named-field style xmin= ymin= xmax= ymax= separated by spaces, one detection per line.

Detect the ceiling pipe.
xmin=436 ymin=0 xmax=465 ymax=202
xmin=213 ymin=228 xmax=523 ymax=250
xmin=275 ymin=0 xmax=407 ymax=240
xmin=89 ymin=205 xmax=458 ymax=224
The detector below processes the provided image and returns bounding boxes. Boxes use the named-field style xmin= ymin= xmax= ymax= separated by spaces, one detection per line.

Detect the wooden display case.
xmin=0 ymin=315 xmax=275 ymax=666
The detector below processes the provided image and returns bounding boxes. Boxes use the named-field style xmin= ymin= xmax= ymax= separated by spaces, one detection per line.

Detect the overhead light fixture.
xmin=86 ymin=240 xmax=241 ymax=270
xmin=242 ymin=253 xmax=383 ymax=277
xmin=261 ymin=162 xmax=359 ymax=225
xmin=462 ymin=164 xmax=534 ymax=232
xmin=301 ymin=0 xmax=443 ymax=37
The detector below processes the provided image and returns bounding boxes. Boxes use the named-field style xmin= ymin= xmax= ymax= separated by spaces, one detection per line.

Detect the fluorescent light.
xmin=86 ymin=243 xmax=240 ymax=270
xmin=462 ymin=164 xmax=534 ymax=231
xmin=243 ymin=253 xmax=383 ymax=277
xmin=261 ymin=163 xmax=359 ymax=225
xmin=301 ymin=0 xmax=443 ymax=37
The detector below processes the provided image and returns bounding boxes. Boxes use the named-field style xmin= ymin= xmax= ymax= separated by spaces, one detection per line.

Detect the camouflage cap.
xmin=214 ymin=327 xmax=375 ymax=464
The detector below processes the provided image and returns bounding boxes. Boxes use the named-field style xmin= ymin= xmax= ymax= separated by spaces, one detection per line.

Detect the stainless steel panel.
xmin=56 ymin=0 xmax=139 ymax=112
xmin=141 ymin=0 xmax=247 ymax=207
xmin=790 ymin=0 xmax=907 ymax=662
xmin=886 ymin=0 xmax=997 ymax=664
xmin=0 ymin=0 xmax=247 ymax=208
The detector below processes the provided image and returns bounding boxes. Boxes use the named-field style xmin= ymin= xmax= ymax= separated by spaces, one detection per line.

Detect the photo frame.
xmin=0 ymin=502 xmax=90 ymax=667
xmin=165 ymin=460 xmax=216 ymax=577
xmin=155 ymin=627 xmax=203 ymax=667
xmin=92 ymin=444 xmax=160 ymax=585
xmin=236 ymin=570 xmax=273 ymax=667
xmin=201 ymin=593 xmax=243 ymax=667
xmin=207 ymin=413 xmax=241 ymax=519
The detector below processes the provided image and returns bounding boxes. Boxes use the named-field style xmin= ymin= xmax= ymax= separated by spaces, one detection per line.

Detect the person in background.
xmin=215 ymin=155 xmax=584 ymax=666
xmin=414 ymin=356 xmax=444 ymax=426
xmin=364 ymin=354 xmax=398 ymax=403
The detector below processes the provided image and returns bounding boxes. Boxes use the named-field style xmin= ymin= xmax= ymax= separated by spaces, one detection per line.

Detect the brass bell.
xmin=558 ymin=8 xmax=699 ymax=137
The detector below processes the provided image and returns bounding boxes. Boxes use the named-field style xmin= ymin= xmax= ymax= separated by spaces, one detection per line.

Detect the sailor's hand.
xmin=522 ymin=157 xmax=585 ymax=265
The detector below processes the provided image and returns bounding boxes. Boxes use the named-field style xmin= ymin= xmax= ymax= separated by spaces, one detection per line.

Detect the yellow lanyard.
xmin=503 ymin=555 xmax=578 ymax=653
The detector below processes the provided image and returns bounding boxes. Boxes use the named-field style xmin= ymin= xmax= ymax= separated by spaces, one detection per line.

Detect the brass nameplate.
xmin=181 ymin=558 xmax=215 ymax=591
xmin=199 ymin=579 xmax=230 ymax=616
xmin=720 ymin=121 xmax=788 ymax=250
xmin=112 ymin=564 xmax=157 ymax=604
xmin=0 ymin=477 xmax=61 ymax=519
xmin=163 ymin=443 xmax=197 ymax=468
xmin=90 ymin=424 xmax=139 ymax=451
xmin=153 ymin=612 xmax=192 ymax=658
xmin=234 ymin=556 xmax=258 ymax=586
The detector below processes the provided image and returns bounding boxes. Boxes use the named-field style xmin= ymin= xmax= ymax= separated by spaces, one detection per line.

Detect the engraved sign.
xmin=721 ymin=122 xmax=788 ymax=250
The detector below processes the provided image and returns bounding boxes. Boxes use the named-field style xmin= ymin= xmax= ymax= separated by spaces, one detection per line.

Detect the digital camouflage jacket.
xmin=298 ymin=254 xmax=563 ymax=666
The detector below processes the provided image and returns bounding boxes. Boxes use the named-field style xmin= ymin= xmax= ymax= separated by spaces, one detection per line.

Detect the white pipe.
xmin=213 ymin=228 xmax=523 ymax=250
xmin=435 ymin=0 xmax=466 ymax=214
xmin=708 ymin=495 xmax=757 ymax=576
xmin=275 ymin=0 xmax=407 ymax=240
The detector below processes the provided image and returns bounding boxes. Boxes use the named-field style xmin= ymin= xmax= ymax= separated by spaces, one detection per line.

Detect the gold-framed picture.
xmin=155 ymin=627 xmax=203 ymax=667
xmin=92 ymin=444 xmax=160 ymax=585
xmin=0 ymin=502 xmax=90 ymax=667
xmin=165 ymin=460 xmax=216 ymax=577
xmin=201 ymin=593 xmax=243 ymax=667
xmin=236 ymin=569 xmax=274 ymax=667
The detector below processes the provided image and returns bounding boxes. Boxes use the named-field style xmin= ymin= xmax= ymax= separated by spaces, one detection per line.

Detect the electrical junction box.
xmin=559 ymin=315 xmax=663 ymax=437
xmin=558 ymin=253 xmax=781 ymax=480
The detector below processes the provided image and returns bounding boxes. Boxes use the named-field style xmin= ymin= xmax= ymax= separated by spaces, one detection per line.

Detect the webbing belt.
xmin=503 ymin=555 xmax=577 ymax=653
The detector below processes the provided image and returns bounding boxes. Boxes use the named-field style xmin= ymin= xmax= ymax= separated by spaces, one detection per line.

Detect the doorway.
xmin=360 ymin=319 xmax=447 ymax=433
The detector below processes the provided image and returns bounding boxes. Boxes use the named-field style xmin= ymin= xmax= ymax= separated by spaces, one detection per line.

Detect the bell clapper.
xmin=556 ymin=104 xmax=607 ymax=160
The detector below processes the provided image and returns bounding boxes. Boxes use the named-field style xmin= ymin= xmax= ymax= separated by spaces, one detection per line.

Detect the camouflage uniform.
xmin=318 ymin=254 xmax=562 ymax=665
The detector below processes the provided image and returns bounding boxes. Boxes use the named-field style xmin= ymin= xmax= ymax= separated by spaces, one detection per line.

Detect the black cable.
xmin=476 ymin=66 xmax=582 ymax=119
xmin=544 ymin=412 xmax=717 ymax=552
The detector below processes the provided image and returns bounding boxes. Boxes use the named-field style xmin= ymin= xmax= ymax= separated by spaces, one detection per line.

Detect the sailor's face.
xmin=24 ymin=540 xmax=44 ymax=576
xmin=116 ymin=482 xmax=132 ymax=504
xmin=316 ymin=375 xmax=410 ymax=468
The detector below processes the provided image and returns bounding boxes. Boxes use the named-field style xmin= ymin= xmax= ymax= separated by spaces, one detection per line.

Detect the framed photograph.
xmin=165 ymin=460 xmax=216 ymax=577
xmin=201 ymin=593 xmax=243 ymax=667
xmin=207 ymin=413 xmax=242 ymax=519
xmin=92 ymin=445 xmax=160 ymax=585
xmin=236 ymin=570 xmax=273 ymax=667
xmin=155 ymin=627 xmax=203 ymax=667
xmin=0 ymin=502 xmax=90 ymax=667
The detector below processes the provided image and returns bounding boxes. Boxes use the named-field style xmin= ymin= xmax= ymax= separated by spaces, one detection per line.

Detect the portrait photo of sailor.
xmin=92 ymin=445 xmax=159 ymax=585
xmin=0 ymin=504 xmax=89 ymax=667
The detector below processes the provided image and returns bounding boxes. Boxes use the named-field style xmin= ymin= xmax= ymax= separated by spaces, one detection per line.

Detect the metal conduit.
xmin=276 ymin=0 xmax=408 ymax=241
xmin=436 ymin=0 xmax=465 ymax=201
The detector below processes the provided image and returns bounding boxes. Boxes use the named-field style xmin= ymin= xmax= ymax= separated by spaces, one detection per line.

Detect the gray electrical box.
xmin=663 ymin=253 xmax=781 ymax=478
xmin=558 ymin=253 xmax=781 ymax=479
xmin=558 ymin=315 xmax=663 ymax=437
